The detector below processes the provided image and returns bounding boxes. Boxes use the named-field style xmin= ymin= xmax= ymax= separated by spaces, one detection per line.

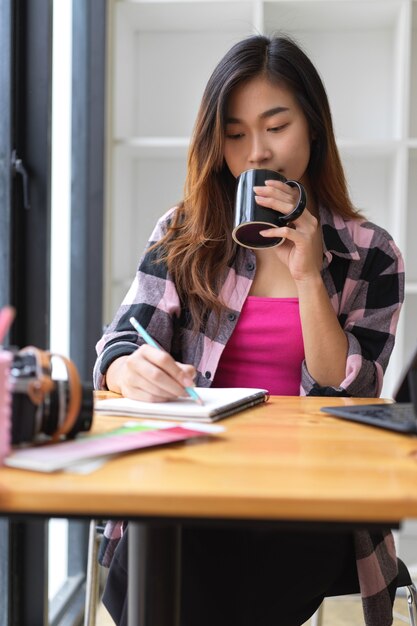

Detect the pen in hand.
xmin=129 ymin=316 xmax=204 ymax=406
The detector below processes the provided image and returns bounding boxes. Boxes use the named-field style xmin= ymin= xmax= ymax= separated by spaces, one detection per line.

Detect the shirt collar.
xmin=319 ymin=205 xmax=361 ymax=268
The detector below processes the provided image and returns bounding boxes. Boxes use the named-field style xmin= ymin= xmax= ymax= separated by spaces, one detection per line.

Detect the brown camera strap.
xmin=19 ymin=346 xmax=82 ymax=442
xmin=52 ymin=354 xmax=82 ymax=442
xmin=20 ymin=346 xmax=55 ymax=406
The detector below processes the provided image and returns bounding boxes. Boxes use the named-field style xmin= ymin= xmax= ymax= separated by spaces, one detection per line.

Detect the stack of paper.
xmin=4 ymin=421 xmax=223 ymax=473
xmin=94 ymin=387 xmax=269 ymax=422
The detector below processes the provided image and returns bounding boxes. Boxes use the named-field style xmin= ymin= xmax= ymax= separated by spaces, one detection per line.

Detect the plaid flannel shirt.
xmin=94 ymin=204 xmax=404 ymax=626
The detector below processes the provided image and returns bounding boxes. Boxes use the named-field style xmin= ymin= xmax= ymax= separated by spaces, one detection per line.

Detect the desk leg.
xmin=128 ymin=522 xmax=181 ymax=626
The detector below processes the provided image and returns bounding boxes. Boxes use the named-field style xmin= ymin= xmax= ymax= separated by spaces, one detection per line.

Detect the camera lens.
xmin=10 ymin=348 xmax=94 ymax=445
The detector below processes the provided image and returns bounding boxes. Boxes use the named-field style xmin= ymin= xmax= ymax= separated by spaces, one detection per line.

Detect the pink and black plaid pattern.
xmin=94 ymin=205 xmax=404 ymax=399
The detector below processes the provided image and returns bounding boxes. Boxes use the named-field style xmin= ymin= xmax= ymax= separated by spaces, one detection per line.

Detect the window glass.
xmin=48 ymin=519 xmax=69 ymax=600
xmin=48 ymin=0 xmax=77 ymax=616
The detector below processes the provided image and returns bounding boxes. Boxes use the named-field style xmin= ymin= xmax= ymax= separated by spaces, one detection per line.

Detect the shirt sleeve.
xmin=301 ymin=228 xmax=405 ymax=398
xmin=93 ymin=211 xmax=181 ymax=390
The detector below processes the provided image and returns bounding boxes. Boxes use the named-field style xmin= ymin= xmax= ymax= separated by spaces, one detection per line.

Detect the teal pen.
xmin=129 ymin=316 xmax=204 ymax=406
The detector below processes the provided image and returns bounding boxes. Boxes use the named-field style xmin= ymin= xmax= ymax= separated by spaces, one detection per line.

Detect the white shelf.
xmin=115 ymin=137 xmax=189 ymax=147
xmin=109 ymin=143 xmax=188 ymax=310
xmin=119 ymin=137 xmax=405 ymax=154
xmin=401 ymin=292 xmax=417 ymax=362
xmin=114 ymin=137 xmax=190 ymax=157
xmin=405 ymin=148 xmax=417 ymax=281
xmin=264 ymin=5 xmax=406 ymax=141
xmin=113 ymin=1 xmax=257 ymax=139
xmin=263 ymin=0 xmax=403 ymax=31
xmin=340 ymin=149 xmax=399 ymax=236
xmin=115 ymin=0 xmax=255 ymax=31
xmin=337 ymin=140 xmax=402 ymax=155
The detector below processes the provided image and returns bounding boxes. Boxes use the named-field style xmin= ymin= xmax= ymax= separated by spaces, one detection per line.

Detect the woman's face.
xmin=223 ymin=75 xmax=312 ymax=186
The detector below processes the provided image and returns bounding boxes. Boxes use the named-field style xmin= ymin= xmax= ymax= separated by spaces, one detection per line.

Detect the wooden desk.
xmin=1 ymin=394 xmax=417 ymax=625
xmin=1 ymin=394 xmax=417 ymax=522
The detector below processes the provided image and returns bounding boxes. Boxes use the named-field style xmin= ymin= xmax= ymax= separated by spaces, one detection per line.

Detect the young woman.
xmin=95 ymin=35 xmax=404 ymax=626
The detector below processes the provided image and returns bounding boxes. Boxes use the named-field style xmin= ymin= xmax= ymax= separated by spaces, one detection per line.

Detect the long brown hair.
xmin=156 ymin=34 xmax=358 ymax=329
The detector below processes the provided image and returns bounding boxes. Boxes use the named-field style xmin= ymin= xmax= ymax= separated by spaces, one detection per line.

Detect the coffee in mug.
xmin=232 ymin=169 xmax=307 ymax=249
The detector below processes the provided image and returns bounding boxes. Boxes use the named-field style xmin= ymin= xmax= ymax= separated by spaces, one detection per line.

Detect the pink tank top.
xmin=212 ymin=297 xmax=304 ymax=395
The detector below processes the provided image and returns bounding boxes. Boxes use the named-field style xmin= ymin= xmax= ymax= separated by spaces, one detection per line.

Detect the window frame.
xmin=0 ymin=0 xmax=106 ymax=623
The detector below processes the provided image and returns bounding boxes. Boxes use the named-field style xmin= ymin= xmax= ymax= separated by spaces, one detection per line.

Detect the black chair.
xmin=311 ymin=557 xmax=417 ymax=625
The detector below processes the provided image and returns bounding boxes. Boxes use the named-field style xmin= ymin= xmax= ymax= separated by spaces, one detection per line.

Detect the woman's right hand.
xmin=105 ymin=345 xmax=197 ymax=403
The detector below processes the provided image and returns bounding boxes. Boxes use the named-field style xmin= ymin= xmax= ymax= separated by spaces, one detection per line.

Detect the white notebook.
xmin=95 ymin=387 xmax=269 ymax=422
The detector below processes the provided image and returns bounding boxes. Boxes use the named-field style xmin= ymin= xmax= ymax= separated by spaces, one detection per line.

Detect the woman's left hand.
xmin=253 ymin=179 xmax=323 ymax=281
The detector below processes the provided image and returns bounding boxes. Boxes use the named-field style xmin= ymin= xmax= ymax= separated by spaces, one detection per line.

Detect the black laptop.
xmin=320 ymin=345 xmax=417 ymax=434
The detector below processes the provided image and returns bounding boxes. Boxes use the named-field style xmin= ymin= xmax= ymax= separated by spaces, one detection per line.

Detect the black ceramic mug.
xmin=232 ymin=169 xmax=307 ymax=249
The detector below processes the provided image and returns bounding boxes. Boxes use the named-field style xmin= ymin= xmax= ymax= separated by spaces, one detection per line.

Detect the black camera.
xmin=10 ymin=346 xmax=93 ymax=445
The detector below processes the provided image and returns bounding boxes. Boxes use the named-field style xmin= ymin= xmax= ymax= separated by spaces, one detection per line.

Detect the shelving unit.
xmin=105 ymin=0 xmax=417 ymax=397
